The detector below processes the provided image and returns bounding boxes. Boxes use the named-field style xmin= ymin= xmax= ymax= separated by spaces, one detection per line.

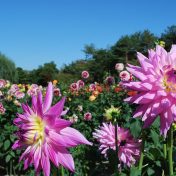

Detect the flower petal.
xmin=43 ymin=82 xmax=53 ymax=113
xmin=41 ymin=152 xmax=50 ymax=176
xmin=57 ymin=148 xmax=75 ymax=172
xmin=60 ymin=127 xmax=92 ymax=146
xmin=44 ymin=97 xmax=66 ymax=118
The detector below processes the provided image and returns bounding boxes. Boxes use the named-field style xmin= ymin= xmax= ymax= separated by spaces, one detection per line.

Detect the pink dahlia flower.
xmin=0 ymin=79 xmax=6 ymax=88
xmin=53 ymin=88 xmax=61 ymax=97
xmin=84 ymin=112 xmax=92 ymax=121
xmin=119 ymin=71 xmax=131 ymax=82
xmin=105 ymin=76 xmax=115 ymax=86
xmin=27 ymin=84 xmax=42 ymax=97
xmin=14 ymin=91 xmax=25 ymax=99
xmin=115 ymin=63 xmax=124 ymax=71
xmin=123 ymin=45 xmax=176 ymax=136
xmin=93 ymin=123 xmax=141 ymax=167
xmin=13 ymin=82 xmax=92 ymax=176
xmin=81 ymin=70 xmax=89 ymax=79
xmin=0 ymin=102 xmax=6 ymax=114
xmin=89 ymin=83 xmax=96 ymax=91
xmin=8 ymin=84 xmax=19 ymax=95
xmin=77 ymin=80 xmax=85 ymax=89
xmin=70 ymin=82 xmax=78 ymax=92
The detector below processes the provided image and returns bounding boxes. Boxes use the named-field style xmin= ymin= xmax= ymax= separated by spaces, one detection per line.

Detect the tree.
xmin=83 ymin=44 xmax=96 ymax=59
xmin=32 ymin=61 xmax=58 ymax=86
xmin=0 ymin=53 xmax=18 ymax=82
xmin=161 ymin=25 xmax=176 ymax=50
xmin=112 ymin=30 xmax=157 ymax=64
xmin=17 ymin=67 xmax=33 ymax=84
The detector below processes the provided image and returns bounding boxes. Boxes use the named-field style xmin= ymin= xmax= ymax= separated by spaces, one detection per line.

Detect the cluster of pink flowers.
xmin=93 ymin=123 xmax=141 ymax=167
xmin=27 ymin=84 xmax=43 ymax=97
xmin=70 ymin=71 xmax=89 ymax=92
xmin=8 ymin=84 xmax=25 ymax=99
xmin=70 ymin=80 xmax=85 ymax=92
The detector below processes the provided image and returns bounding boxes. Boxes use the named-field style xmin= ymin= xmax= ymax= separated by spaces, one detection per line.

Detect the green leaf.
xmin=130 ymin=166 xmax=141 ymax=176
xmin=4 ymin=140 xmax=10 ymax=150
xmin=150 ymin=130 xmax=159 ymax=145
xmin=10 ymin=151 xmax=15 ymax=157
xmin=147 ymin=168 xmax=155 ymax=175
xmin=130 ymin=119 xmax=142 ymax=138
xmin=5 ymin=154 xmax=11 ymax=163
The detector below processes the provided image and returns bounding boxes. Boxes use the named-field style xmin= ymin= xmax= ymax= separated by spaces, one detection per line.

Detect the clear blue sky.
xmin=0 ymin=0 xmax=176 ymax=70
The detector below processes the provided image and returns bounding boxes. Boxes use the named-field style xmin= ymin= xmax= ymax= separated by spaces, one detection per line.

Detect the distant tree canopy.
xmin=17 ymin=61 xmax=58 ymax=86
xmin=17 ymin=67 xmax=32 ymax=84
xmin=0 ymin=53 xmax=18 ymax=82
xmin=111 ymin=30 xmax=157 ymax=64
xmin=161 ymin=25 xmax=176 ymax=50
xmin=32 ymin=61 xmax=58 ymax=86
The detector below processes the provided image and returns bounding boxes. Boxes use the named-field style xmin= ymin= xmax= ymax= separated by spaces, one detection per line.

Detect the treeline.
xmin=1 ymin=25 xmax=176 ymax=85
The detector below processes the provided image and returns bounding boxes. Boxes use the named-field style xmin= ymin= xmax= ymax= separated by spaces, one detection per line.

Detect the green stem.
xmin=61 ymin=166 xmax=65 ymax=176
xmin=115 ymin=122 xmax=119 ymax=176
xmin=163 ymin=140 xmax=167 ymax=176
xmin=139 ymin=131 xmax=145 ymax=171
xmin=168 ymin=126 xmax=173 ymax=176
xmin=163 ymin=142 xmax=167 ymax=159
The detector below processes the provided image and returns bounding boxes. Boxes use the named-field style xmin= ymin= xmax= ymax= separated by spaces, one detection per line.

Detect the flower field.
xmin=0 ymin=45 xmax=176 ymax=176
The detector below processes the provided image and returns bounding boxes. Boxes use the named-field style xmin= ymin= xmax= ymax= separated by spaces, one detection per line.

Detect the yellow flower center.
xmin=25 ymin=115 xmax=45 ymax=145
xmin=163 ymin=67 xmax=176 ymax=93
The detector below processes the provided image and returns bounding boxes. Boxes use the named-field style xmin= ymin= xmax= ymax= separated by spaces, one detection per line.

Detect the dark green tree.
xmin=112 ymin=30 xmax=157 ymax=64
xmin=83 ymin=44 xmax=96 ymax=59
xmin=161 ymin=25 xmax=176 ymax=50
xmin=0 ymin=53 xmax=18 ymax=82
xmin=33 ymin=61 xmax=58 ymax=86
xmin=17 ymin=67 xmax=33 ymax=84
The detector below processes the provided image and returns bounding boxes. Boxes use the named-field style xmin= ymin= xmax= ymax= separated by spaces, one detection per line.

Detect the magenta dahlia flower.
xmin=81 ymin=70 xmax=89 ymax=79
xmin=124 ymin=45 xmax=176 ymax=136
xmin=0 ymin=102 xmax=6 ymax=114
xmin=70 ymin=82 xmax=78 ymax=92
xmin=93 ymin=123 xmax=141 ymax=167
xmin=84 ymin=112 xmax=92 ymax=121
xmin=13 ymin=82 xmax=92 ymax=176
xmin=105 ymin=76 xmax=115 ymax=86
xmin=77 ymin=80 xmax=85 ymax=89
